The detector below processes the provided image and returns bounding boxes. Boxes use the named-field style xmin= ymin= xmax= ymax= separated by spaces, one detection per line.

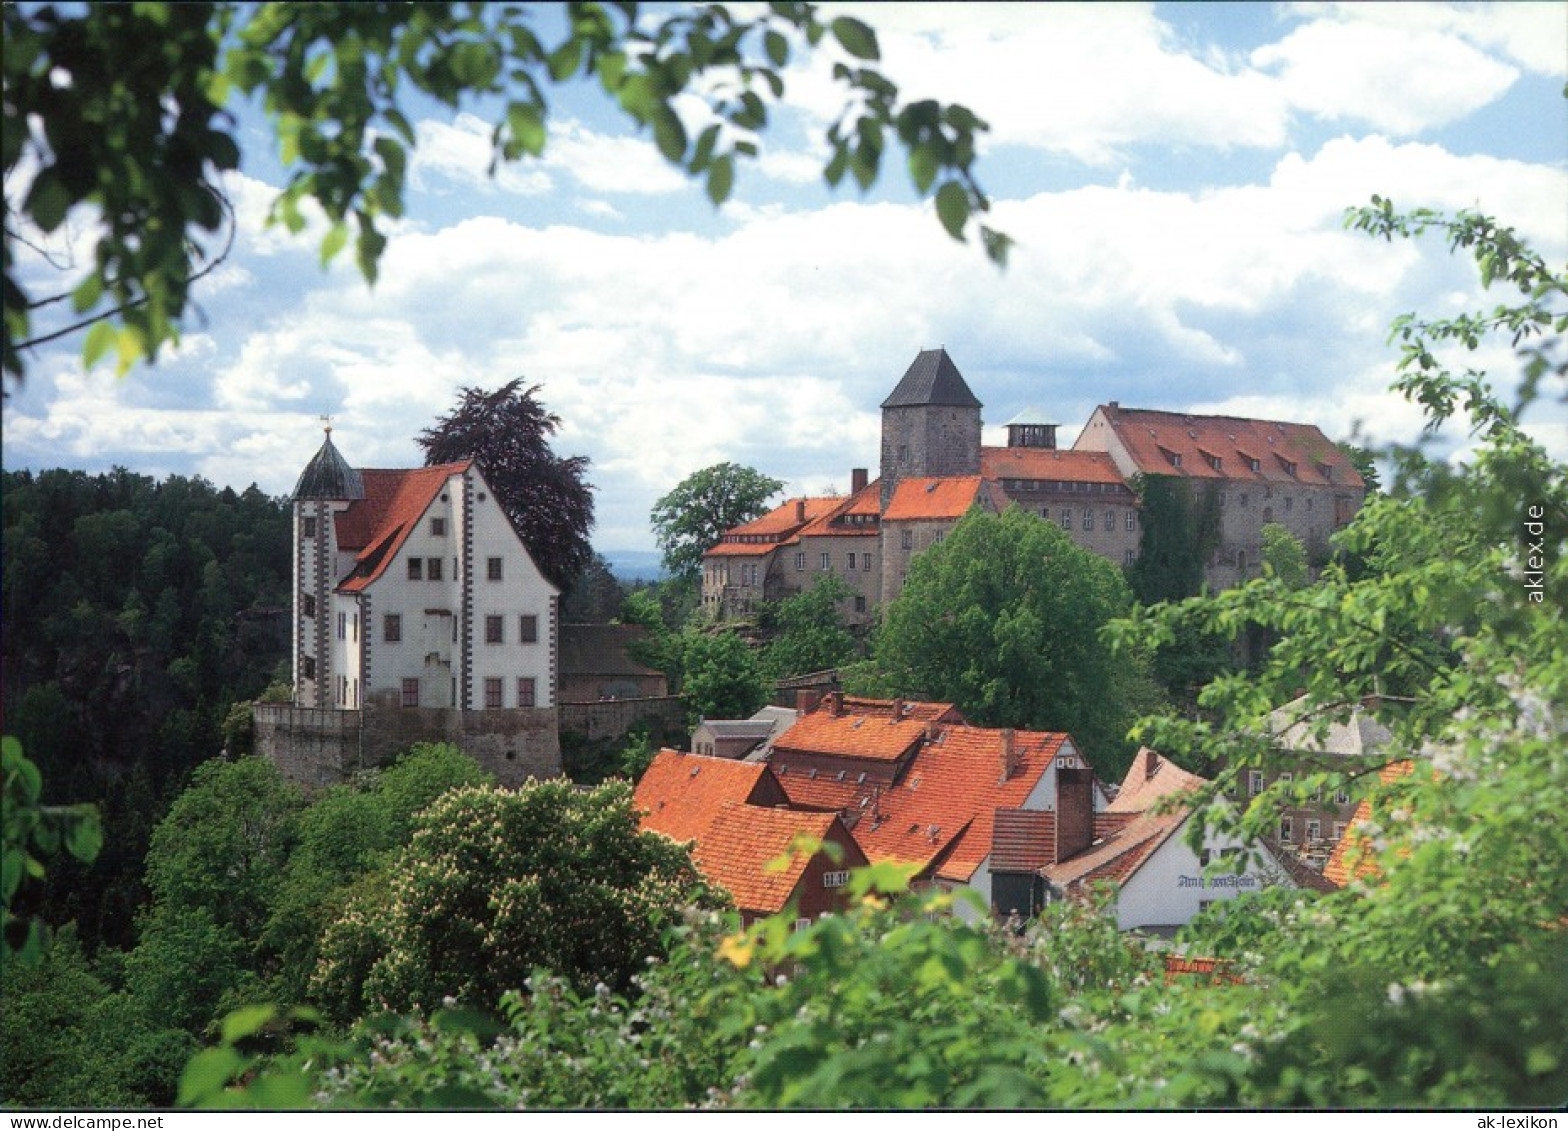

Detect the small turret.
xmin=293 ymin=424 xmax=365 ymax=501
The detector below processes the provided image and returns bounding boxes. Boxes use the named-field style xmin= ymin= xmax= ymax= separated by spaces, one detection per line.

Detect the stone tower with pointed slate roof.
xmin=293 ymin=426 xmax=365 ymax=709
xmin=879 ymin=348 xmax=983 ymax=510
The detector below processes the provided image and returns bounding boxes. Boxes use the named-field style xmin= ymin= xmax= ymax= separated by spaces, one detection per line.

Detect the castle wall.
xmin=255 ymin=701 xmax=562 ymax=789
xmin=558 ymin=695 xmax=687 ymax=743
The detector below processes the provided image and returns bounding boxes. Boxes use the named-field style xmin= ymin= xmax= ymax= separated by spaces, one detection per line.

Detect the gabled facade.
xmin=258 ymin=429 xmax=561 ymax=787
xmin=1019 ymin=748 xmax=1334 ymax=930
xmin=292 ymin=431 xmax=558 ymax=713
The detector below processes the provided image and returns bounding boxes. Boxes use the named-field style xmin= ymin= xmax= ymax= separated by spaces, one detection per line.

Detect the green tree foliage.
xmin=1125 ymin=475 xmax=1223 ymax=605
xmin=1106 ymin=202 xmax=1568 ymax=1104
xmin=416 ymin=380 xmax=594 ymax=591
xmin=312 ymin=779 xmax=711 ymax=1020
xmin=263 ymin=744 xmax=494 ymax=1003
xmin=760 ymin=575 xmax=858 ymax=679
xmin=1 ymin=469 xmax=290 ymax=949
xmin=5 ymin=2 xmax=1004 ymax=381
xmin=2 ymin=737 xmax=101 ymax=967
xmin=650 ymin=462 xmax=784 ymax=581
xmin=678 ymin=628 xmax=770 ymax=722
xmin=874 ymin=506 xmax=1157 ymax=775
xmin=1259 ymin=522 xmax=1308 ymax=588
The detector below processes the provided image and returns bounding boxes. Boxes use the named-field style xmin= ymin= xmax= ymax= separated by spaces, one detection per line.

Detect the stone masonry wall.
xmin=256 ymin=701 xmax=562 ymax=789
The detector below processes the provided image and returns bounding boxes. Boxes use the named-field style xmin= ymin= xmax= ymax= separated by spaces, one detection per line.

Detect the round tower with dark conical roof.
xmin=879 ymin=347 xmax=983 ymax=510
xmin=292 ymin=424 xmax=363 ymax=708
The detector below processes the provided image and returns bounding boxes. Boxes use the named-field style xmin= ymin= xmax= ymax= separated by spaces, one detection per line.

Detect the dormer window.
xmin=1203 ymin=451 xmax=1222 ymax=471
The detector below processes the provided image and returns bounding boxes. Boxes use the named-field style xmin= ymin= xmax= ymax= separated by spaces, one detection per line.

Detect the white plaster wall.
xmin=462 ymin=469 xmax=558 ymax=708
xmin=1114 ymin=819 xmax=1280 ymax=931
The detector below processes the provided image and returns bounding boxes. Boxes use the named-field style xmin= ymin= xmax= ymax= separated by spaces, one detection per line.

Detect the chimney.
xmin=795 ymin=499 xmax=806 ymax=522
xmin=999 ymin=728 xmax=1019 ymax=782
xmin=851 ymin=467 xmax=868 ymax=494
xmin=925 ymin=721 xmax=941 ymax=742
xmin=1054 ymin=766 xmax=1095 ymax=864
xmin=891 ymin=698 xmax=905 ymax=720
xmin=825 ymin=691 xmax=843 ymax=717
xmin=797 ymin=689 xmax=821 ymax=714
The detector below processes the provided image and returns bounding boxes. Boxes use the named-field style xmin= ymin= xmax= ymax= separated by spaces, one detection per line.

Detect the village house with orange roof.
xmin=636 ymin=697 xmax=1334 ymax=930
xmin=633 ymin=748 xmax=868 ymax=925
xmin=254 ymin=428 xmax=562 ymax=786
xmin=701 ymin=348 xmax=1364 ymax=622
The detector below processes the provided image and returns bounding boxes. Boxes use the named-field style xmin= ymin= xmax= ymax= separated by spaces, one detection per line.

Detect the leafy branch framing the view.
xmin=4 ymin=1 xmax=1008 ymax=381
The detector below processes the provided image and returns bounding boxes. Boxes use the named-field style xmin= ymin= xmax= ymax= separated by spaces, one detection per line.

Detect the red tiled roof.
xmin=335 ymin=463 xmax=471 ymax=592
xmin=858 ymin=727 xmax=1069 ymax=883
xmin=1323 ymin=759 xmax=1415 ymax=887
xmin=634 ymin=749 xmax=775 ymax=844
xmin=725 ymin=496 xmax=839 ymax=539
xmin=772 ymin=711 xmax=929 ymax=763
xmin=702 ymin=541 xmax=779 ymax=558
xmin=981 ymin=447 xmax=1127 ymax=485
xmin=990 ymin=808 xmax=1057 ymax=873
xmin=882 ymin=476 xmax=988 ymax=521
xmin=770 ymin=769 xmax=882 ymax=813
xmin=1041 ymin=808 xmax=1189 ymax=891
xmin=1107 ymin=747 xmax=1210 ymax=813
xmin=791 ymin=478 xmax=883 ymax=540
xmin=1163 ymin=955 xmax=1245 ymax=985
xmin=1093 ymin=406 xmax=1363 ymax=489
xmin=692 ymin=803 xmax=847 ymax=916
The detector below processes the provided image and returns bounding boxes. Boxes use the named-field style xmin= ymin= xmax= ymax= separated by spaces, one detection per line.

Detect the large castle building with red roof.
xmin=702 ymin=349 xmax=1365 ymax=621
xmin=254 ymin=429 xmax=562 ymax=786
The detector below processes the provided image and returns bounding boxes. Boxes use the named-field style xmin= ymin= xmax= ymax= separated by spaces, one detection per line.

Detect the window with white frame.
xmin=1280 ymin=816 xmax=1293 ymax=841
xmin=1126 ymin=511 xmax=1137 ymax=530
xmin=1060 ymin=509 xmax=1072 ymax=529
xmin=1306 ymin=819 xmax=1321 ymax=841
xmin=795 ymin=552 xmax=806 ymax=571
xmin=822 ymin=871 xmax=849 ymax=888
xmin=1105 ymin=509 xmax=1115 ymax=531
xmin=820 ymin=552 xmax=831 ymax=570
xmin=846 ymin=553 xmax=856 ymax=571
xmin=1248 ymin=770 xmax=1263 ymax=795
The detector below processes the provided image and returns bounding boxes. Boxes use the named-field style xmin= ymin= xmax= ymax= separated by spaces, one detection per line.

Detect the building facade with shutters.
xmin=256 ymin=428 xmax=561 ymax=786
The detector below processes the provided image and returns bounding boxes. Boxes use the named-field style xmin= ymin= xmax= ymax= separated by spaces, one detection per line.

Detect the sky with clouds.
xmin=6 ymin=1 xmax=1566 ymax=555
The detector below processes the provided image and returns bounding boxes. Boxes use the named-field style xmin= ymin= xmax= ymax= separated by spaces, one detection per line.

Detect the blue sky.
xmin=5 ymin=1 xmax=1566 ymax=553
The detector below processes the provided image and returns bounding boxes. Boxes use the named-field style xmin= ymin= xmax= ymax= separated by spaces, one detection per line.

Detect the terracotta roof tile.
xmin=990 ymin=808 xmax=1057 ymax=873
xmin=792 ymin=478 xmax=884 ymax=540
xmin=1093 ymin=406 xmax=1363 ymax=489
xmin=1323 ymin=760 xmax=1415 ymax=887
xmin=724 ymin=496 xmax=839 ymax=539
xmin=981 ymin=447 xmax=1127 ymax=485
xmin=882 ymin=476 xmax=988 ymax=521
xmin=1163 ymin=955 xmax=1245 ymax=985
xmin=1042 ymin=808 xmax=1188 ymax=891
xmin=634 ymin=749 xmax=775 ymax=844
xmin=858 ymin=727 xmax=1069 ymax=882
xmin=336 ymin=463 xmax=471 ymax=592
xmin=1107 ymin=747 xmax=1210 ymax=813
xmin=772 ymin=712 xmax=929 ymax=763
xmin=692 ymin=803 xmax=847 ymax=916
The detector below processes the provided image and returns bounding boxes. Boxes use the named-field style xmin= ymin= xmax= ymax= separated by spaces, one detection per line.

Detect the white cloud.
xmin=410 ymin=114 xmax=554 ymax=196
xmin=1252 ymin=18 xmax=1518 ymax=135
